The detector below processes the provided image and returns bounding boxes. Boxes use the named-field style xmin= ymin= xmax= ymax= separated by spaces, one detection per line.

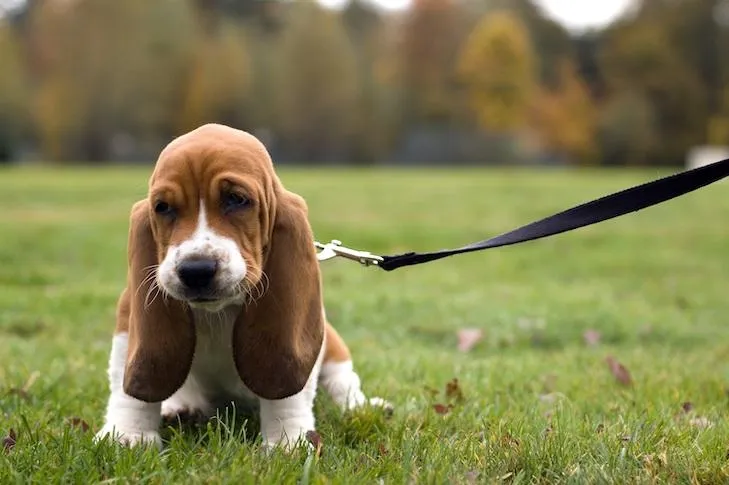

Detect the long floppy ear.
xmin=233 ymin=190 xmax=325 ymax=400
xmin=121 ymin=200 xmax=195 ymax=403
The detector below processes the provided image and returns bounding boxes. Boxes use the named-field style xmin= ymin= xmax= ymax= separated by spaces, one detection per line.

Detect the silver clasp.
xmin=315 ymin=240 xmax=383 ymax=266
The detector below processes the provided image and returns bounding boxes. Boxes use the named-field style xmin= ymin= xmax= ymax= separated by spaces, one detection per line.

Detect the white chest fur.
xmin=161 ymin=305 xmax=253 ymax=418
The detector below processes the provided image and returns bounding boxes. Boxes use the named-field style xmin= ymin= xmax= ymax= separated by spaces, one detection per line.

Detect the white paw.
xmin=161 ymin=397 xmax=212 ymax=421
xmin=367 ymin=396 xmax=394 ymax=414
xmin=261 ymin=433 xmax=311 ymax=454
xmin=94 ymin=424 xmax=162 ymax=449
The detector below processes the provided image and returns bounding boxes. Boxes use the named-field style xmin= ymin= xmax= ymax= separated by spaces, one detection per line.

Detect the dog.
xmin=94 ymin=124 xmax=388 ymax=450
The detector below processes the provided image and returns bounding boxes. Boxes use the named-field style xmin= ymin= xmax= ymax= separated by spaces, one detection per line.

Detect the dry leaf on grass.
xmin=605 ymin=356 xmax=632 ymax=386
xmin=305 ymin=430 xmax=323 ymax=457
xmin=66 ymin=417 xmax=90 ymax=432
xmin=2 ymin=429 xmax=16 ymax=453
xmin=445 ymin=378 xmax=464 ymax=403
xmin=583 ymin=330 xmax=601 ymax=346
xmin=457 ymin=329 xmax=483 ymax=352
xmin=433 ymin=403 xmax=453 ymax=415
xmin=378 ymin=443 xmax=389 ymax=457
xmin=501 ymin=433 xmax=520 ymax=448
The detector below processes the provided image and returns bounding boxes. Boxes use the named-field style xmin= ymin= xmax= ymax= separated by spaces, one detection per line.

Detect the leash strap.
xmin=375 ymin=158 xmax=729 ymax=271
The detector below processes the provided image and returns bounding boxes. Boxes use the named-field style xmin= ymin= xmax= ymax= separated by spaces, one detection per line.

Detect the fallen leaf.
xmin=681 ymin=401 xmax=693 ymax=413
xmin=66 ymin=417 xmax=90 ymax=432
xmin=445 ymin=378 xmax=464 ymax=402
xmin=2 ymin=429 xmax=16 ymax=453
xmin=378 ymin=443 xmax=389 ymax=456
xmin=605 ymin=356 xmax=633 ymax=386
xmin=433 ymin=403 xmax=452 ymax=415
xmin=658 ymin=451 xmax=668 ymax=466
xmin=457 ymin=328 xmax=483 ymax=352
xmin=501 ymin=433 xmax=520 ymax=448
xmin=583 ymin=329 xmax=601 ymax=346
xmin=305 ymin=430 xmax=323 ymax=457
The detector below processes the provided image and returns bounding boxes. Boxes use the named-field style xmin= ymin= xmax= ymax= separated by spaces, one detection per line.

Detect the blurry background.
xmin=0 ymin=0 xmax=727 ymax=167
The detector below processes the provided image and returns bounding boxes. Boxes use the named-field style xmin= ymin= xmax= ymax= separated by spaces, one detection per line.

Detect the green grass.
xmin=3 ymin=164 xmax=729 ymax=484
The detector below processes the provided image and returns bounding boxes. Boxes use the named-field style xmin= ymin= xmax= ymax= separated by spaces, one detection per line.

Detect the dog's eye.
xmin=222 ymin=192 xmax=251 ymax=213
xmin=154 ymin=201 xmax=174 ymax=216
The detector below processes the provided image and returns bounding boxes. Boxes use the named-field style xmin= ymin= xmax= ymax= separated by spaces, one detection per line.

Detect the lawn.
xmin=2 ymin=164 xmax=729 ymax=483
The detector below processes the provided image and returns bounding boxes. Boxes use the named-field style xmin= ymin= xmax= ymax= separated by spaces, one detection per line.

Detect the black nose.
xmin=177 ymin=258 xmax=218 ymax=290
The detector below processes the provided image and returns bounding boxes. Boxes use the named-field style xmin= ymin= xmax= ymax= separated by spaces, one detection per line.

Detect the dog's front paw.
xmin=94 ymin=424 xmax=162 ymax=449
xmin=261 ymin=431 xmax=315 ymax=455
xmin=367 ymin=396 xmax=394 ymax=415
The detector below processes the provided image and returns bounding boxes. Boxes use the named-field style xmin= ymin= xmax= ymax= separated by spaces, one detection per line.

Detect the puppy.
xmin=95 ymin=124 xmax=386 ymax=450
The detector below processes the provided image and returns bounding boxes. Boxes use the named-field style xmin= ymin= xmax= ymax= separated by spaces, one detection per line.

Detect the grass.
xmin=2 ymin=164 xmax=729 ymax=484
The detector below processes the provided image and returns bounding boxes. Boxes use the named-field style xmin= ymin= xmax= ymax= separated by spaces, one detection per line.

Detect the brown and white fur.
xmin=94 ymin=124 xmax=388 ymax=451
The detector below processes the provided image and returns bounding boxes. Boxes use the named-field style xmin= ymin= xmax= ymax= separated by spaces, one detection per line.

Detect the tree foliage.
xmin=0 ymin=21 xmax=29 ymax=161
xmin=600 ymin=22 xmax=706 ymax=165
xmin=396 ymin=0 xmax=465 ymax=123
xmin=531 ymin=60 xmax=598 ymax=164
xmin=31 ymin=0 xmax=197 ymax=160
xmin=270 ymin=2 xmax=359 ymax=161
xmin=3 ymin=0 xmax=729 ymax=166
xmin=179 ymin=22 xmax=251 ymax=133
xmin=457 ymin=9 xmax=537 ymax=132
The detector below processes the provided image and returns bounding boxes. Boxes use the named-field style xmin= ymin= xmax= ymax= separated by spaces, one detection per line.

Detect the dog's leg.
xmin=258 ymin=342 xmax=323 ymax=451
xmin=319 ymin=323 xmax=391 ymax=411
xmin=94 ymin=333 xmax=162 ymax=448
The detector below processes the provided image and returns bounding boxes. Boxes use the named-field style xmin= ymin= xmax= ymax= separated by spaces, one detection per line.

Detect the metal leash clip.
xmin=314 ymin=239 xmax=383 ymax=267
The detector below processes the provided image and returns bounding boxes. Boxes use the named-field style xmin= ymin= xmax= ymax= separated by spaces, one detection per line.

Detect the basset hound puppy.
xmin=94 ymin=124 xmax=388 ymax=450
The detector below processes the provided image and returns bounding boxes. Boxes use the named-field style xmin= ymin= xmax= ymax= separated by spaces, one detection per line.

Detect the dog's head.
xmin=121 ymin=124 xmax=324 ymax=402
xmin=150 ymin=124 xmax=278 ymax=310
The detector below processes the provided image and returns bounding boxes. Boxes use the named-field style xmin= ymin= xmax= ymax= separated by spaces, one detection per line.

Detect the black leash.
xmin=315 ymin=158 xmax=729 ymax=271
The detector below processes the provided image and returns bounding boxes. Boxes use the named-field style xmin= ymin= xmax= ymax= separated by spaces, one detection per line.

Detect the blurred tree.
xmin=31 ymin=0 xmax=198 ymax=161
xmin=457 ymin=9 xmax=537 ymax=132
xmin=531 ymin=59 xmax=598 ymax=164
xmin=598 ymin=90 xmax=658 ymax=166
xmin=707 ymin=86 xmax=729 ymax=144
xmin=600 ymin=22 xmax=706 ymax=165
xmin=395 ymin=0 xmax=465 ymax=124
xmin=628 ymin=0 xmax=727 ymax=120
xmin=191 ymin=0 xmax=285 ymax=33
xmin=179 ymin=21 xmax=251 ymax=133
xmin=0 ymin=21 xmax=29 ymax=162
xmin=485 ymin=0 xmax=574 ymax=86
xmin=341 ymin=0 xmax=391 ymax=163
xmin=270 ymin=2 xmax=359 ymax=161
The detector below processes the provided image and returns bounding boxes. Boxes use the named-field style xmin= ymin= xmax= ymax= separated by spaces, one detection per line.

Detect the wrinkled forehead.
xmin=148 ymin=126 xmax=275 ymax=199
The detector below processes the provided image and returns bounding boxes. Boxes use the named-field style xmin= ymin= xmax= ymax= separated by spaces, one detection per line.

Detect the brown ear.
xmin=121 ymin=200 xmax=195 ymax=403
xmin=233 ymin=191 xmax=325 ymax=400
